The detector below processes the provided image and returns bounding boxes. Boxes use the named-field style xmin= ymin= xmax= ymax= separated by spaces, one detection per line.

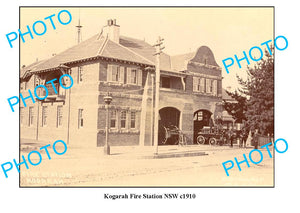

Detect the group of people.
xmin=222 ymin=126 xmax=259 ymax=148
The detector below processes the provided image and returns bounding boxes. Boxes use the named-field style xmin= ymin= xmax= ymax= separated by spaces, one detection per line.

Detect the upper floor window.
xmin=193 ymin=77 xmax=205 ymax=93
xmin=107 ymin=64 xmax=124 ymax=83
xmin=131 ymin=69 xmax=137 ymax=84
xmin=127 ymin=68 xmax=142 ymax=86
xmin=78 ymin=67 xmax=83 ymax=83
xmin=212 ymin=80 xmax=217 ymax=95
xmin=161 ymin=77 xmax=170 ymax=88
xmin=206 ymin=79 xmax=212 ymax=93
xmin=193 ymin=77 xmax=217 ymax=95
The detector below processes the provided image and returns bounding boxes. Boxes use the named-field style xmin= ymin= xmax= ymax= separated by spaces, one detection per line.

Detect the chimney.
xmin=102 ymin=19 xmax=120 ymax=43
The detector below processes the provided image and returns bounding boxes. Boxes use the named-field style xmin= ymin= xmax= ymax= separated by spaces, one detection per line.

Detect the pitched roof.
xmin=170 ymin=52 xmax=195 ymax=71
xmin=21 ymin=28 xmax=218 ymax=77
xmin=20 ymin=59 xmax=47 ymax=78
xmin=119 ymin=36 xmax=171 ymax=70
xmin=22 ymin=33 xmax=174 ymax=76
xmin=34 ymin=34 xmax=107 ymax=71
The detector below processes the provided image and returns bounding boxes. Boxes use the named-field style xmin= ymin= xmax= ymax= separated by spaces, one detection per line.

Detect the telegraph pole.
xmin=153 ymin=37 xmax=164 ymax=155
xmin=75 ymin=18 xmax=83 ymax=44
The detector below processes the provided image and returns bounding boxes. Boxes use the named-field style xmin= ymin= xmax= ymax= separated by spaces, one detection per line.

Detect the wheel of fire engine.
xmin=197 ymin=135 xmax=205 ymax=145
xmin=209 ymin=137 xmax=217 ymax=145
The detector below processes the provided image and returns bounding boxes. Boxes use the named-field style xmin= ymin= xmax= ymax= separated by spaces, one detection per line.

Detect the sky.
xmin=20 ymin=7 xmax=273 ymax=90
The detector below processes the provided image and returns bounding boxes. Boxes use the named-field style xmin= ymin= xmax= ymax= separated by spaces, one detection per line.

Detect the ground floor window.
xmin=29 ymin=107 xmax=34 ymax=126
xmin=42 ymin=106 xmax=48 ymax=126
xmin=130 ymin=111 xmax=136 ymax=129
xmin=110 ymin=110 xmax=117 ymax=128
xmin=20 ymin=107 xmax=24 ymax=125
xmin=120 ymin=111 xmax=127 ymax=128
xmin=105 ymin=110 xmax=138 ymax=130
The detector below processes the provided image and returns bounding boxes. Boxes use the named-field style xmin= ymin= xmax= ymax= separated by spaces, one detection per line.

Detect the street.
xmin=20 ymin=145 xmax=274 ymax=187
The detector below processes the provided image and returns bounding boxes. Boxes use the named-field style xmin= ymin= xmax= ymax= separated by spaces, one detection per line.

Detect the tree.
xmin=223 ymin=90 xmax=247 ymax=123
xmin=232 ymin=47 xmax=274 ymax=136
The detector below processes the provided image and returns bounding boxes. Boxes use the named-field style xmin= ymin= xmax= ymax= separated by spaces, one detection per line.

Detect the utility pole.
xmin=75 ymin=18 xmax=83 ymax=44
xmin=153 ymin=36 xmax=164 ymax=155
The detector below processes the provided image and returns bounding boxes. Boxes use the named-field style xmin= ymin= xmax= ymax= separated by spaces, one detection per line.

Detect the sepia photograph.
xmin=19 ymin=7 xmax=274 ymax=187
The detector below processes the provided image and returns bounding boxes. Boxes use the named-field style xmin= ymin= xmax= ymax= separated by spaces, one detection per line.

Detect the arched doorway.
xmin=158 ymin=107 xmax=180 ymax=145
xmin=193 ymin=109 xmax=213 ymax=143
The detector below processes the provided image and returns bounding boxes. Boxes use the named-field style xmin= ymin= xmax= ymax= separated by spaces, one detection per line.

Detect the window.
xmin=197 ymin=111 xmax=203 ymax=121
xmin=78 ymin=109 xmax=83 ymax=128
xmin=206 ymin=79 xmax=211 ymax=93
xmin=57 ymin=106 xmax=63 ymax=127
xmin=212 ymin=80 xmax=217 ymax=95
xmin=210 ymin=80 xmax=213 ymax=93
xmin=78 ymin=67 xmax=83 ymax=83
xmin=20 ymin=107 xmax=24 ymax=125
xmin=127 ymin=68 xmax=142 ymax=85
xmin=29 ymin=107 xmax=34 ymax=126
xmin=120 ymin=111 xmax=127 ymax=129
xmin=193 ymin=77 xmax=205 ymax=92
xmin=42 ymin=106 xmax=48 ymax=126
xmin=112 ymin=66 xmax=119 ymax=82
xmin=107 ymin=65 xmax=124 ymax=83
xmin=130 ymin=112 xmax=136 ymax=129
xmin=131 ymin=69 xmax=137 ymax=84
xmin=161 ymin=77 xmax=170 ymax=88
xmin=110 ymin=110 xmax=117 ymax=128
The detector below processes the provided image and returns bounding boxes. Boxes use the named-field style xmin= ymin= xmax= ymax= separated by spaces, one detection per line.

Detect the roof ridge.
xmin=109 ymin=39 xmax=154 ymax=65
xmin=97 ymin=35 xmax=109 ymax=55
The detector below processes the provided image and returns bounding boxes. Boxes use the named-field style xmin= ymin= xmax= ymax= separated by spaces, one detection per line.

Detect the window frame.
xmin=42 ymin=106 xmax=48 ymax=127
xmin=57 ymin=106 xmax=63 ymax=127
xmin=20 ymin=107 xmax=24 ymax=126
xmin=78 ymin=109 xmax=84 ymax=128
xmin=111 ymin=66 xmax=120 ymax=82
xmin=110 ymin=110 xmax=117 ymax=129
xmin=120 ymin=111 xmax=127 ymax=129
xmin=29 ymin=106 xmax=34 ymax=127
xmin=130 ymin=111 xmax=136 ymax=129
xmin=78 ymin=66 xmax=83 ymax=83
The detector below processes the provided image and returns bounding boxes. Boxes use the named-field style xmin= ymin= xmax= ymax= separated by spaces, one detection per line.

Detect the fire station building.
xmin=20 ymin=19 xmax=223 ymax=147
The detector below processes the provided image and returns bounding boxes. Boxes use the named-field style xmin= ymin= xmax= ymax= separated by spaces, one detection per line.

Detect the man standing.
xmin=253 ymin=129 xmax=259 ymax=149
xmin=228 ymin=126 xmax=234 ymax=147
